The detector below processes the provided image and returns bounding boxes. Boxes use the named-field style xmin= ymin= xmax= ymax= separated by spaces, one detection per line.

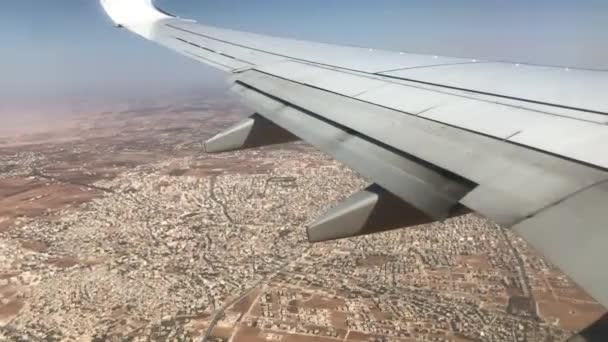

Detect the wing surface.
xmin=101 ymin=0 xmax=608 ymax=310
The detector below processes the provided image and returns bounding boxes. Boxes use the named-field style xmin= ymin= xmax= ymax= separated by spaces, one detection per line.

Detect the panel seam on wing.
xmin=233 ymin=79 xmax=478 ymax=196
xmin=242 ymin=68 xmax=608 ymax=172
xmin=375 ymin=61 xmax=491 ymax=74
xmin=510 ymin=178 xmax=608 ymax=227
xmin=166 ymin=23 xmax=607 ymax=117
xmin=262 ymin=60 xmax=606 ymax=125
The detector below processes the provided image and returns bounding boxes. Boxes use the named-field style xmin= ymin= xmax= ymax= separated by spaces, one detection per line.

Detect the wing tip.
xmin=100 ymin=0 xmax=172 ymax=36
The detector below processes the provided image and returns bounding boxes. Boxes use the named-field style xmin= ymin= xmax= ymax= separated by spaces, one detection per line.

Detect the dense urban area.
xmin=0 ymin=94 xmax=604 ymax=341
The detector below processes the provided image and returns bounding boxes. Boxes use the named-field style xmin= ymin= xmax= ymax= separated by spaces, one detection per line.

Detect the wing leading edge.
xmin=101 ymin=0 xmax=608 ymax=321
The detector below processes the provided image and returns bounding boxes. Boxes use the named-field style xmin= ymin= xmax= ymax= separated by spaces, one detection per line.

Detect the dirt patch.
xmin=347 ymin=331 xmax=384 ymax=341
xmin=283 ymin=333 xmax=344 ymax=342
xmin=485 ymin=295 xmax=509 ymax=307
xmin=212 ymin=326 xmax=234 ymax=339
xmin=20 ymin=239 xmax=49 ymax=253
xmin=0 ymin=217 xmax=14 ymax=232
xmin=532 ymin=289 xmax=556 ymax=303
xmin=457 ymin=255 xmax=492 ymax=270
xmin=0 ymin=179 xmax=100 ymax=228
xmin=356 ymin=254 xmax=390 ymax=267
xmin=0 ymin=178 xmax=43 ymax=199
xmin=168 ymin=169 xmax=189 ymax=177
xmin=297 ymin=295 xmax=345 ymax=311
xmin=371 ymin=308 xmax=393 ymax=321
xmin=0 ymin=286 xmax=19 ymax=298
xmin=232 ymin=326 xmax=272 ymax=342
xmin=0 ymin=299 xmax=24 ymax=318
xmin=233 ymin=326 xmax=341 ymax=342
xmin=47 ymin=256 xmax=80 ymax=269
xmin=187 ymin=318 xmax=209 ymax=339
xmin=249 ymin=300 xmax=264 ymax=317
xmin=0 ymin=273 xmax=20 ymax=280
xmin=537 ymin=299 xmax=606 ymax=331
xmin=230 ymin=288 xmax=261 ymax=315
xmin=329 ymin=311 xmax=348 ymax=330
xmin=555 ymin=286 xmax=598 ymax=302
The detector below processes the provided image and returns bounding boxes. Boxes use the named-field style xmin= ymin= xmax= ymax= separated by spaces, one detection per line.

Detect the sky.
xmin=1 ymin=0 xmax=608 ymax=114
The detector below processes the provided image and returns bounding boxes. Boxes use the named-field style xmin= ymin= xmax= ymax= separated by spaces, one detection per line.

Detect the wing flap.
xmin=234 ymin=69 xmax=608 ymax=227
xmin=513 ymin=181 xmax=608 ymax=308
xmin=250 ymin=61 xmax=608 ymax=170
xmin=231 ymin=82 xmax=473 ymax=220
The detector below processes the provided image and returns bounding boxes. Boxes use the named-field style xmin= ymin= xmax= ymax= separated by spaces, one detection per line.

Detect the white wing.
xmin=101 ymin=0 xmax=608 ymax=314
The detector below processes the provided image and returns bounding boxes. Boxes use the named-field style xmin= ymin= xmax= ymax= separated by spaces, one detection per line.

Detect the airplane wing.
xmin=101 ymin=0 xmax=608 ymax=315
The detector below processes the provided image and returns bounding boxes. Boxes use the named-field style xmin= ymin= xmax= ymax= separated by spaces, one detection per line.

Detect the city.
xmin=0 ymin=97 xmax=604 ymax=341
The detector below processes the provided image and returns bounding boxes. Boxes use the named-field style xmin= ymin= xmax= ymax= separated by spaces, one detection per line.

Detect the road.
xmin=201 ymin=246 xmax=312 ymax=342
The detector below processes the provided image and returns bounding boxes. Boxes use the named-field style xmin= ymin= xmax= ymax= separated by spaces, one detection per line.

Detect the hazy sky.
xmin=2 ymin=0 xmax=608 ymax=108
